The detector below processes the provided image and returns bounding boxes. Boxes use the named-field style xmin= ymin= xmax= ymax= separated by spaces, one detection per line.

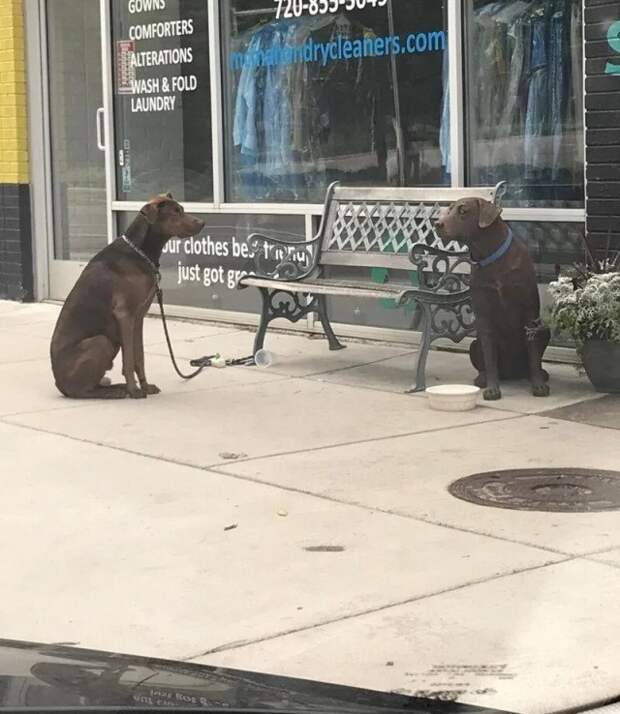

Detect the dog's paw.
xmin=483 ymin=386 xmax=502 ymax=401
xmin=144 ymin=384 xmax=161 ymax=395
xmin=128 ymin=387 xmax=147 ymax=399
xmin=474 ymin=373 xmax=487 ymax=388
xmin=532 ymin=382 xmax=550 ymax=398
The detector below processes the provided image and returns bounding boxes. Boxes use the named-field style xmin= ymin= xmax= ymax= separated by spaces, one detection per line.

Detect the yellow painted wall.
xmin=0 ymin=0 xmax=29 ymax=184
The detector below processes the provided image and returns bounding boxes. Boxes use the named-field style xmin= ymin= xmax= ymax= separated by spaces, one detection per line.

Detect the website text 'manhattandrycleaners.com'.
xmin=230 ymin=30 xmax=446 ymax=69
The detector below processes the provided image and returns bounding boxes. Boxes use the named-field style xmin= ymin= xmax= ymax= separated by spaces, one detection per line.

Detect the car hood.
xmin=0 ymin=639 xmax=513 ymax=713
xmin=0 ymin=640 xmax=512 ymax=714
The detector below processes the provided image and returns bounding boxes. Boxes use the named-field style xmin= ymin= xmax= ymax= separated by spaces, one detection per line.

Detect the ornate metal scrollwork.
xmin=406 ymin=241 xmax=476 ymax=349
xmin=267 ymin=290 xmax=318 ymax=323
xmin=409 ymin=243 xmax=473 ymax=293
xmin=427 ymin=300 xmax=476 ymax=344
xmin=248 ymin=234 xmax=320 ymax=282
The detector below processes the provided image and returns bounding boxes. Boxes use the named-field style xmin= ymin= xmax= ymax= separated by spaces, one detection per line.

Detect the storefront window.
xmin=222 ymin=0 xmax=449 ymax=203
xmin=111 ymin=0 xmax=213 ymax=202
xmin=466 ymin=0 xmax=584 ymax=208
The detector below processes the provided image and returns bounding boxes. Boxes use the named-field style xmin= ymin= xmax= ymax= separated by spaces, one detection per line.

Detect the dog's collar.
xmin=475 ymin=228 xmax=513 ymax=268
xmin=121 ymin=234 xmax=161 ymax=284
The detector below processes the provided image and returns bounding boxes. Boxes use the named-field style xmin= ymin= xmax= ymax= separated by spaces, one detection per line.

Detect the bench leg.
xmin=406 ymin=305 xmax=432 ymax=393
xmin=253 ymin=288 xmax=271 ymax=354
xmin=254 ymin=288 xmax=317 ymax=354
xmin=316 ymin=294 xmax=346 ymax=351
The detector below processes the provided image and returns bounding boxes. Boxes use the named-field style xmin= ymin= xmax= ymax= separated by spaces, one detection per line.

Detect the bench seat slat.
xmin=240 ymin=276 xmax=412 ymax=300
xmin=320 ymin=251 xmax=417 ymax=270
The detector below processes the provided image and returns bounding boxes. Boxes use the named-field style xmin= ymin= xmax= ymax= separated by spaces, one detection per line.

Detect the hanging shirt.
xmin=439 ymin=46 xmax=450 ymax=174
xmin=290 ymin=16 xmax=387 ymax=174
xmin=233 ymin=28 xmax=265 ymax=157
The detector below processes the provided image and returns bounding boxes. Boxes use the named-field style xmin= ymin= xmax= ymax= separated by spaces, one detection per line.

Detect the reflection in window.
xmin=111 ymin=0 xmax=213 ymax=202
xmin=466 ymin=0 xmax=584 ymax=208
xmin=222 ymin=1 xmax=448 ymax=202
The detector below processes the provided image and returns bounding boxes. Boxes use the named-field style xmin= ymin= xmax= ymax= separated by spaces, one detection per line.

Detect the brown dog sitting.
xmin=50 ymin=194 xmax=204 ymax=399
xmin=435 ymin=198 xmax=550 ymax=401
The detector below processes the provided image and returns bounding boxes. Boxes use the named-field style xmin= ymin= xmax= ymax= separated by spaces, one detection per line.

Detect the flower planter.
xmin=582 ymin=340 xmax=620 ymax=394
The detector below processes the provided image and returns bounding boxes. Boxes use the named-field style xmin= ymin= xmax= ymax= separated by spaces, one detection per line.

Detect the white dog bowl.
xmin=426 ymin=384 xmax=481 ymax=412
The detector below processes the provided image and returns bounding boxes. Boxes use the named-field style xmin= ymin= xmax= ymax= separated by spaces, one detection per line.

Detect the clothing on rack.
xmin=470 ymin=0 xmax=583 ymax=197
xmin=523 ymin=3 xmax=549 ymax=179
xmin=494 ymin=2 xmax=528 ymax=167
xmin=439 ymin=44 xmax=450 ymax=176
xmin=230 ymin=13 xmax=389 ymax=201
xmin=549 ymin=0 xmax=569 ymax=180
xmin=263 ymin=21 xmax=297 ymax=176
xmin=473 ymin=0 xmax=506 ymax=148
xmin=291 ymin=17 xmax=386 ymax=165
xmin=233 ymin=29 xmax=262 ymax=159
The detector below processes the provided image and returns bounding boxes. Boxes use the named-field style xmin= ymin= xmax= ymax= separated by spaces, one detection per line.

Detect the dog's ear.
xmin=477 ymin=199 xmax=502 ymax=229
xmin=140 ymin=202 xmax=159 ymax=225
xmin=165 ymin=192 xmax=173 ymax=200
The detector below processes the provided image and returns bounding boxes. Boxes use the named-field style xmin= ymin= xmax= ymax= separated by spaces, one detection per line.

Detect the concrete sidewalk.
xmin=0 ymin=299 xmax=619 ymax=714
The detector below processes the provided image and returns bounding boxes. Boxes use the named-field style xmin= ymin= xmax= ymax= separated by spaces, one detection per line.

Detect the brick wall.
xmin=0 ymin=0 xmax=33 ymax=300
xmin=585 ymin=0 xmax=620 ymax=258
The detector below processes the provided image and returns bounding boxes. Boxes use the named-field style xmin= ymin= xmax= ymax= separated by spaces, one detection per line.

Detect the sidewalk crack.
xmin=205 ymin=460 xmax=573 ymax=558
xmin=181 ymin=556 xmax=576 ymax=662
xmin=204 ymin=413 xmax=523 ymax=469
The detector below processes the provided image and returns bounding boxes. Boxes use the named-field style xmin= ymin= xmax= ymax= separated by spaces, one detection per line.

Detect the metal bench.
xmin=238 ymin=181 xmax=506 ymax=392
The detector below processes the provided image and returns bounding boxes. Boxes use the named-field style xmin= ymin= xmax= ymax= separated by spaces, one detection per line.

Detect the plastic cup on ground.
xmin=254 ymin=349 xmax=274 ymax=368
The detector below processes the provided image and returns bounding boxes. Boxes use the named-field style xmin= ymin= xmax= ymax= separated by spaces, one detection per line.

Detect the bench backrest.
xmin=316 ymin=183 xmax=505 ymax=271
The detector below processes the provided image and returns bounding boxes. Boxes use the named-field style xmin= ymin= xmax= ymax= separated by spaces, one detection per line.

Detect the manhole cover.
xmin=448 ymin=468 xmax=620 ymax=512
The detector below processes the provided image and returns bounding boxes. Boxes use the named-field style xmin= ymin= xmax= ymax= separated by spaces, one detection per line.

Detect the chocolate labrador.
xmin=435 ymin=198 xmax=550 ymax=401
xmin=50 ymin=194 xmax=204 ymax=399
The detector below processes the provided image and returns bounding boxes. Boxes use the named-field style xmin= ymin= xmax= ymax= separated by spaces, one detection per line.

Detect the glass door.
xmin=46 ymin=0 xmax=112 ymax=299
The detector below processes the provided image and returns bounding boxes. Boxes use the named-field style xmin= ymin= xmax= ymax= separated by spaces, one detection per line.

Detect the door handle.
xmin=96 ymin=107 xmax=106 ymax=151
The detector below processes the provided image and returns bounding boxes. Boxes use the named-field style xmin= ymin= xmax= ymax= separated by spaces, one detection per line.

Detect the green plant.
xmin=549 ymin=272 xmax=620 ymax=349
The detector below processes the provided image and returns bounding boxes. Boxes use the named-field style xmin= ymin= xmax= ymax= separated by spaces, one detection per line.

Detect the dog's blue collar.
xmin=475 ymin=228 xmax=513 ymax=268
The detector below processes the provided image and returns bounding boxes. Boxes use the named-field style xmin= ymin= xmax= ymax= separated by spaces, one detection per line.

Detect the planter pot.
xmin=582 ymin=340 xmax=620 ymax=393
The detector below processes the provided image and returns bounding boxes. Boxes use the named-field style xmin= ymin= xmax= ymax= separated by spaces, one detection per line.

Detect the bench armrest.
xmin=244 ymin=232 xmax=321 ymax=282
xmin=408 ymin=243 xmax=473 ymax=294
xmin=395 ymin=287 xmax=471 ymax=308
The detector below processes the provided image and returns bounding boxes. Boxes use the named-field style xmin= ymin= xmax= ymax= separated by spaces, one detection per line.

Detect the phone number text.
xmin=276 ymin=0 xmax=387 ymax=19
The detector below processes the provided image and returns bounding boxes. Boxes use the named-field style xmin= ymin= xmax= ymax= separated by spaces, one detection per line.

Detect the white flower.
xmin=549 ymin=271 xmax=620 ymax=344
